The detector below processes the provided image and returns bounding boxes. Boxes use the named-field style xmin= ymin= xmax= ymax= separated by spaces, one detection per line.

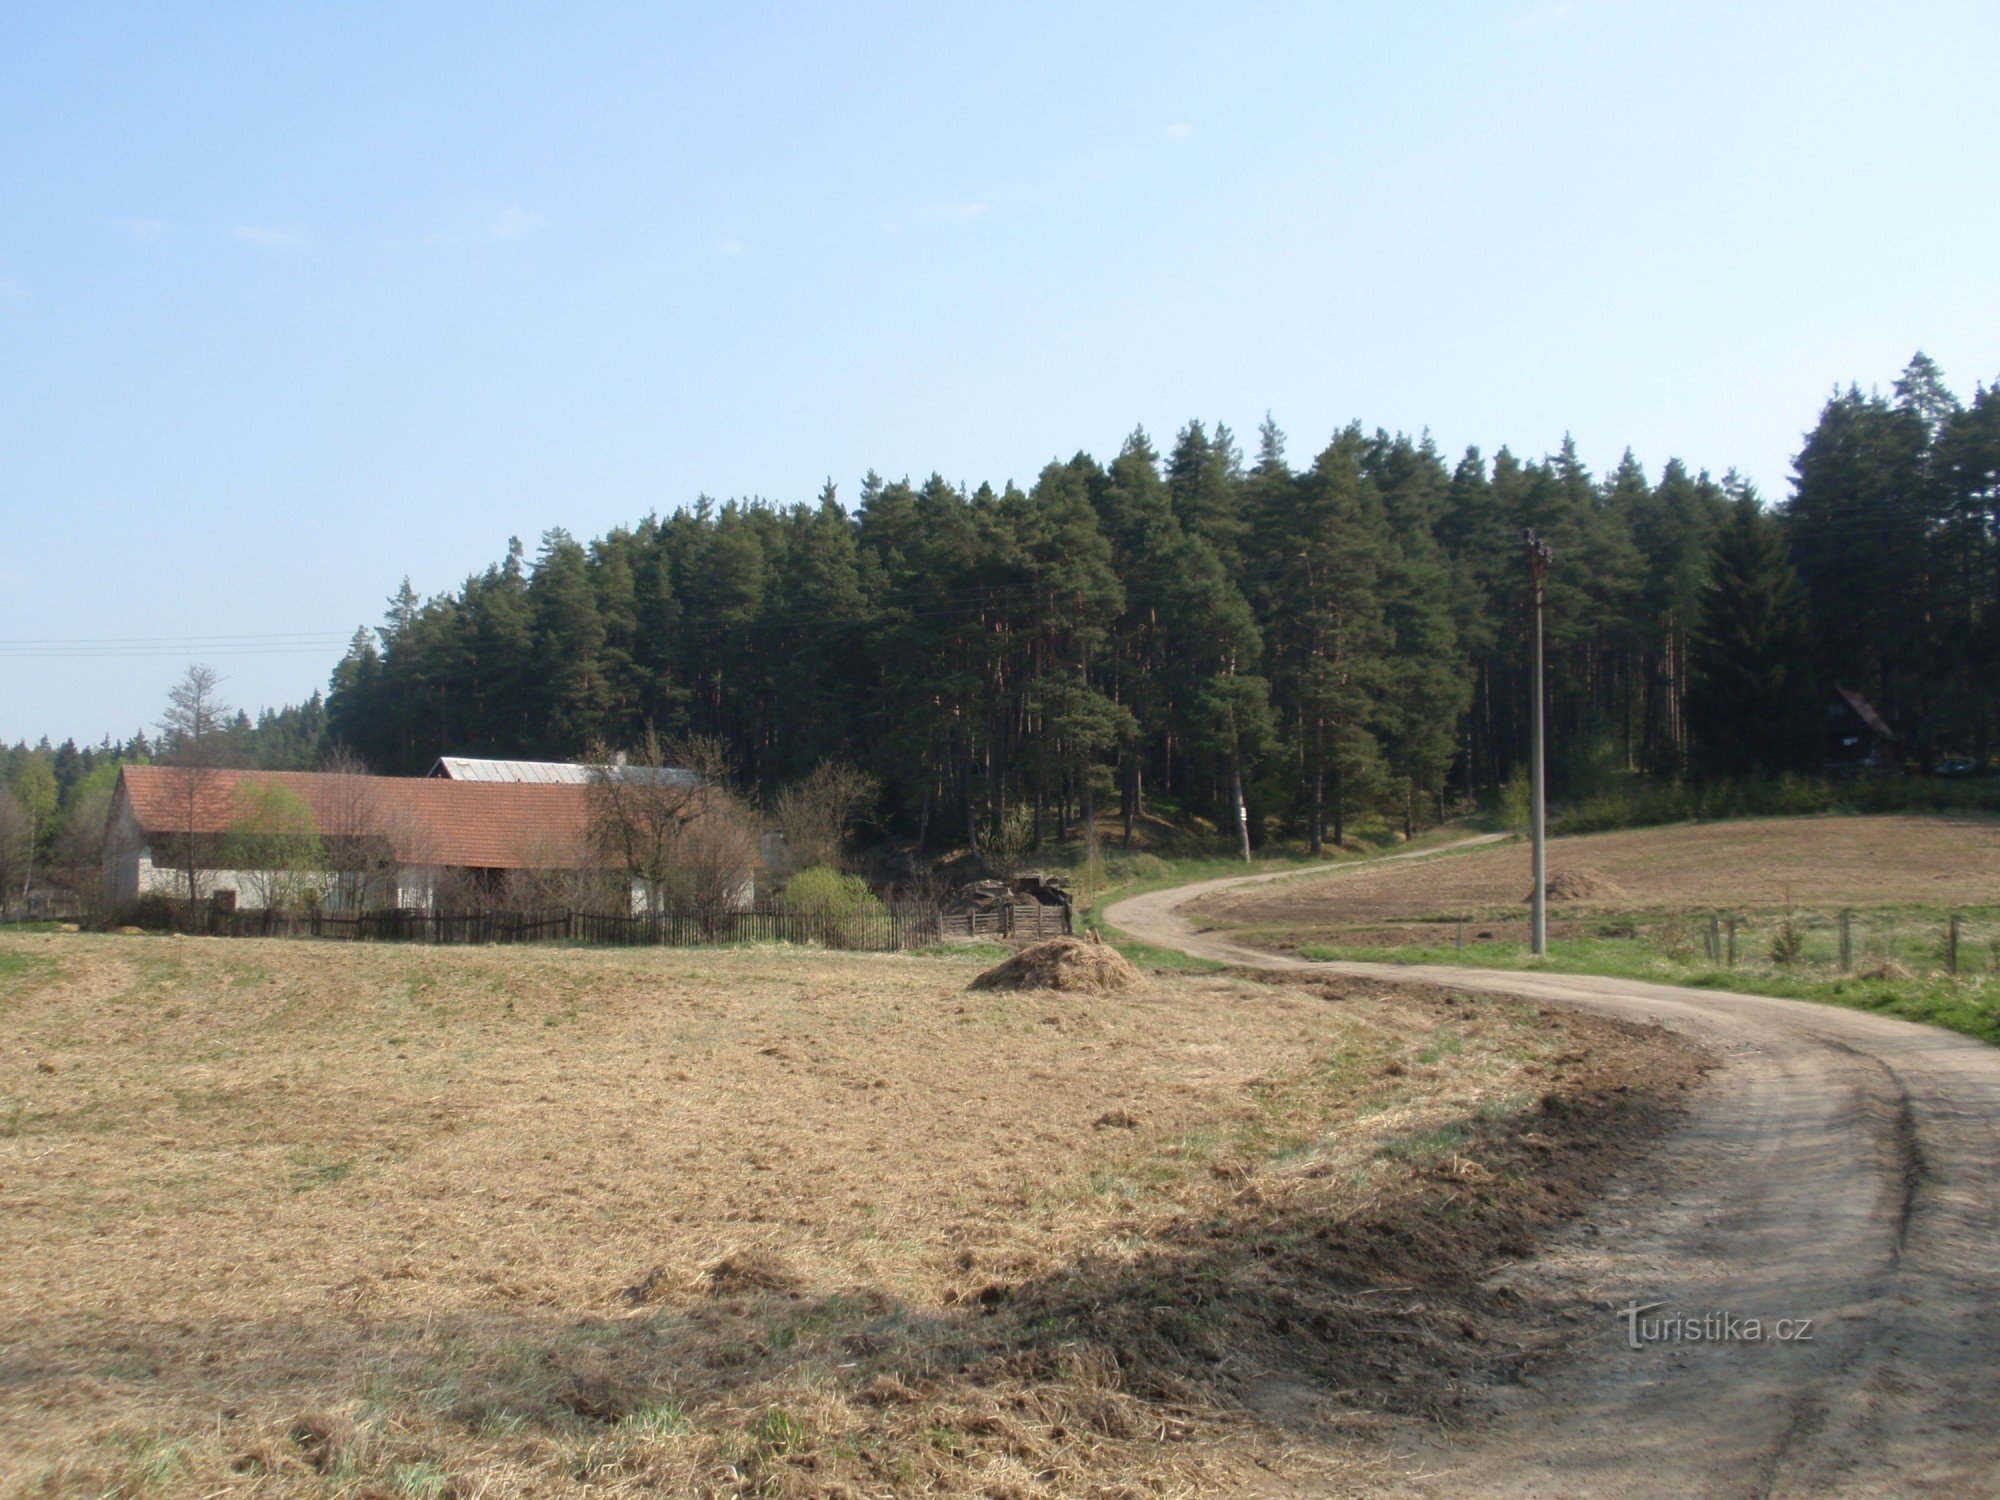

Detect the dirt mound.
xmin=1526 ymin=868 xmax=1624 ymax=904
xmin=968 ymin=933 xmax=1146 ymax=994
xmin=703 ymin=1248 xmax=806 ymax=1295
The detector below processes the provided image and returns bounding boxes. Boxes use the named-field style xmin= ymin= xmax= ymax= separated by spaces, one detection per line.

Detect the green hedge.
xmin=1552 ymin=774 xmax=2000 ymax=837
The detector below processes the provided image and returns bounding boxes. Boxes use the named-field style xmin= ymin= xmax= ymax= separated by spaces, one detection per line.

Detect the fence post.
xmin=1725 ymin=915 xmax=1737 ymax=968
xmin=1706 ymin=914 xmax=1720 ymax=962
xmin=1948 ymin=913 xmax=1960 ymax=976
xmin=1839 ymin=910 xmax=1852 ymax=973
xmin=1456 ymin=921 xmax=1465 ymax=952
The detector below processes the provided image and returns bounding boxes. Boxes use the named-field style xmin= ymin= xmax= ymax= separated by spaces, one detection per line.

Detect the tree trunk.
xmin=1308 ymin=718 xmax=1325 ymax=857
xmin=1232 ymin=760 xmax=1251 ymax=863
xmin=1121 ymin=756 xmax=1136 ymax=848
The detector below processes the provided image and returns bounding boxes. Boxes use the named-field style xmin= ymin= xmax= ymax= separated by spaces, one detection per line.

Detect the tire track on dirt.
xmin=1104 ymin=858 xmax=2000 ymax=1497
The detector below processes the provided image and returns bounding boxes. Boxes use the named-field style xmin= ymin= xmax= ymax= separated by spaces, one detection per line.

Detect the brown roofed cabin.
xmin=103 ymin=761 xmax=748 ymax=914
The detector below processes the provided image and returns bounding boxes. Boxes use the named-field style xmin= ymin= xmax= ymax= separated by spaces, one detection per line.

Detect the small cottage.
xmin=1826 ymin=686 xmax=1896 ymax=772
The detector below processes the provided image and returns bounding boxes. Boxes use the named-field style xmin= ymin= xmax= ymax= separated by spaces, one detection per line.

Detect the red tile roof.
xmin=117 ymin=765 xmax=594 ymax=870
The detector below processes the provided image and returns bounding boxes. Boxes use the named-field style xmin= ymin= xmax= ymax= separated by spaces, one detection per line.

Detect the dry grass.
xmin=1192 ymin=814 xmax=2000 ymax=928
xmin=0 ymin=931 xmax=1701 ymax=1497
xmin=966 ymin=935 xmax=1145 ymax=994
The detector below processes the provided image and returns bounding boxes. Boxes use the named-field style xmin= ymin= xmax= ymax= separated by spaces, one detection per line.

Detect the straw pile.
xmin=1526 ymin=868 xmax=1624 ymax=904
xmin=967 ymin=933 xmax=1146 ymax=994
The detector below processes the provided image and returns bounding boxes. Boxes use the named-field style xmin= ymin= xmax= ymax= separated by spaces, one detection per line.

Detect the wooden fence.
xmin=935 ymin=903 xmax=1072 ymax=941
xmin=174 ymin=900 xmax=986 ymax=952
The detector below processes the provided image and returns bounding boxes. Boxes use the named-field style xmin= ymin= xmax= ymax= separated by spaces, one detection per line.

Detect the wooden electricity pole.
xmin=1524 ymin=529 xmax=1552 ymax=958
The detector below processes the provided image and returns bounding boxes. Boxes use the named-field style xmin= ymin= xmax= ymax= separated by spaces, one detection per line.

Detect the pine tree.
xmin=1687 ymin=494 xmax=1820 ymax=779
xmin=1785 ymin=383 xmax=1929 ymax=751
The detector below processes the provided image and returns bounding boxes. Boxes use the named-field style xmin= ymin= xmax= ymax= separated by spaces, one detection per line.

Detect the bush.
xmin=1551 ymin=773 xmax=2000 ymax=838
xmin=1768 ymin=909 xmax=1807 ymax=966
xmin=779 ymin=865 xmax=886 ymax=948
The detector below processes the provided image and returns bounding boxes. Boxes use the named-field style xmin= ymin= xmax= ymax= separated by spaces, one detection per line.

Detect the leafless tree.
xmin=316 ymin=747 xmax=392 ymax=909
xmin=155 ymin=665 xmax=233 ymax=901
xmin=661 ymin=803 xmax=760 ymax=923
xmin=51 ymin=784 xmax=114 ymax=922
xmin=768 ymin=760 xmax=878 ymax=875
xmin=374 ymin=795 xmax=442 ymax=910
xmin=584 ymin=730 xmax=754 ymax=918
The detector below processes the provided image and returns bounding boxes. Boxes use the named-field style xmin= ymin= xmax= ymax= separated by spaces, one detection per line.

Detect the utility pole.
xmin=1524 ymin=529 xmax=1552 ymax=958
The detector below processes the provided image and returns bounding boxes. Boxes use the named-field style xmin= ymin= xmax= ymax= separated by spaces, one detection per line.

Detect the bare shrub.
xmin=768 ymin=762 xmax=878 ymax=874
xmin=503 ymin=829 xmax=626 ymax=912
xmin=658 ymin=799 xmax=760 ymax=920
xmin=0 ymin=792 xmax=30 ymax=914
xmin=427 ymin=865 xmax=491 ymax=912
xmin=586 ymin=731 xmax=755 ymax=917
xmin=1653 ymin=909 xmax=1694 ymax=961
xmin=316 ymin=748 xmax=396 ymax=910
xmin=50 ymin=785 xmax=113 ymax=923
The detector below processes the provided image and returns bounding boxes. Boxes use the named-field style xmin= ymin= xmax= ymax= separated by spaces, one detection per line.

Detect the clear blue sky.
xmin=4 ymin=1 xmax=1996 ymax=745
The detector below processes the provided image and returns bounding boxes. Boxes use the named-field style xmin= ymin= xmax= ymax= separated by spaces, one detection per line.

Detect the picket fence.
xmin=179 ymin=900 xmax=986 ymax=952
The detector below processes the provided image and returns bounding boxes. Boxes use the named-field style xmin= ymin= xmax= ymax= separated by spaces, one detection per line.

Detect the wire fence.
xmin=1443 ymin=907 xmax=2000 ymax=979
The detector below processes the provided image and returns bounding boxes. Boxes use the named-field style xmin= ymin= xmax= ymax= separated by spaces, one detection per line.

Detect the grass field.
xmin=1187 ymin=814 xmax=2000 ymax=1044
xmin=0 ymin=929 xmax=1700 ymax=1496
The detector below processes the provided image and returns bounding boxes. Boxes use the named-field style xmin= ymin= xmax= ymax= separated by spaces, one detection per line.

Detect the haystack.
xmin=1525 ymin=868 xmax=1623 ymax=904
xmin=968 ymin=933 xmax=1146 ymax=994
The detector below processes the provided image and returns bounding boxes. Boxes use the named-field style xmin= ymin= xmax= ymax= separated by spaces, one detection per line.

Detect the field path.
xmin=1104 ymin=850 xmax=2000 ymax=1497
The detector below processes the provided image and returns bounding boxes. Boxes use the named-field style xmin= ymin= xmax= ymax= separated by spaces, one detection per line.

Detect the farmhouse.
xmin=102 ymin=761 xmax=744 ymax=914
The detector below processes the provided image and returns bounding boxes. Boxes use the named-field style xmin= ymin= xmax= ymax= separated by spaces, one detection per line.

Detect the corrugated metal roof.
xmin=430 ymin=756 xmax=695 ymax=786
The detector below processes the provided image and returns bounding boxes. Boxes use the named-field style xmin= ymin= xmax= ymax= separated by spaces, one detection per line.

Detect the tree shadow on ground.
xmin=9 ymin=1020 xmax=1706 ymax=1496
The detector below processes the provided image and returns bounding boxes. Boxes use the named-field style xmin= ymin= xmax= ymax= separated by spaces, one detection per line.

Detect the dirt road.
xmin=1105 ymin=853 xmax=2000 ymax=1496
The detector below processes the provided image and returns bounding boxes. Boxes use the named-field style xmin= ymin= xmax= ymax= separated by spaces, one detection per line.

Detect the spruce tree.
xmin=1687 ymin=494 xmax=1820 ymax=779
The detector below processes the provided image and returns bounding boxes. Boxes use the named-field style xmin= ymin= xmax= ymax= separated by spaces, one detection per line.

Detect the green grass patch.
xmin=287 ymin=1147 xmax=357 ymax=1193
xmin=1295 ymin=931 xmax=2000 ymax=1046
xmin=1379 ymin=1122 xmax=1470 ymax=1161
xmin=0 ymin=948 xmax=60 ymax=997
xmin=899 ymin=941 xmax=1013 ymax=963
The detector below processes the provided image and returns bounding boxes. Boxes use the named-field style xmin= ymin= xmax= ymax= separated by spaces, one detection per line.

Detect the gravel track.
xmin=1104 ymin=847 xmax=2000 ymax=1496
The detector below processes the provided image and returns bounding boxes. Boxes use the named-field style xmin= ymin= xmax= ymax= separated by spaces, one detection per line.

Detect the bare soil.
xmin=0 ymin=931 xmax=1702 ymax=1497
xmin=1189 ymin=815 xmax=2000 ymax=929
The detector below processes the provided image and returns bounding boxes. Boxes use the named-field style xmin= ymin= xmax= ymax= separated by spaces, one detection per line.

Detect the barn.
xmin=101 ymin=761 xmax=746 ymax=914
